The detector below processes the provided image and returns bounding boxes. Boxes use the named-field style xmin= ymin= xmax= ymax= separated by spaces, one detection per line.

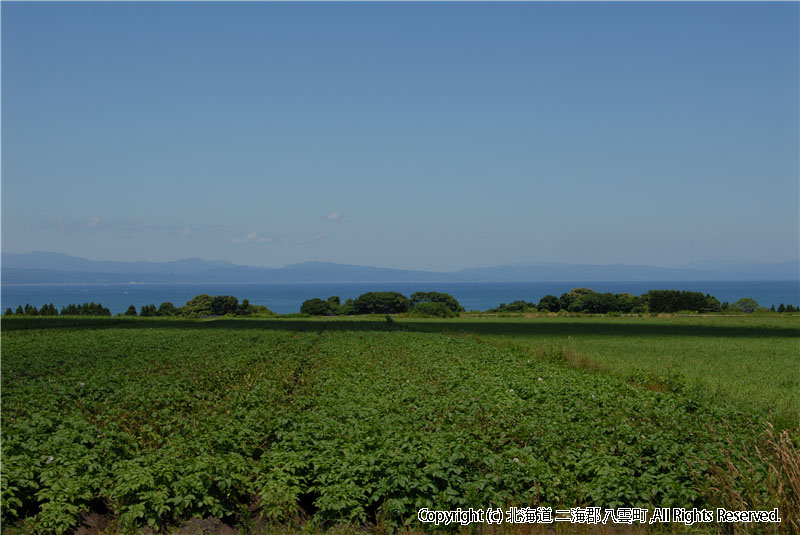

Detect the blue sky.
xmin=2 ymin=2 xmax=798 ymax=271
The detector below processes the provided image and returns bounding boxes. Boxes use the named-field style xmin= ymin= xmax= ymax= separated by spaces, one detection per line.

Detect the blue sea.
xmin=1 ymin=280 xmax=798 ymax=315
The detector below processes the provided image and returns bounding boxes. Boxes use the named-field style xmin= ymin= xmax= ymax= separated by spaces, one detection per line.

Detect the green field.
xmin=1 ymin=316 xmax=798 ymax=534
xmin=402 ymin=314 xmax=800 ymax=426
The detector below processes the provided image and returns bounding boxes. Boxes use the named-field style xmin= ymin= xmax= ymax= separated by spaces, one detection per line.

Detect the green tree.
xmin=701 ymin=294 xmax=722 ymax=313
xmin=15 ymin=305 xmax=23 ymax=315
xmin=326 ymin=296 xmax=342 ymax=315
xmin=157 ymin=302 xmax=178 ymax=316
xmin=353 ymin=292 xmax=410 ymax=314
xmin=560 ymin=288 xmax=595 ymax=312
xmin=301 ymin=298 xmax=333 ymax=316
xmin=211 ymin=295 xmax=239 ymax=316
xmin=579 ymin=292 xmax=615 ymax=314
xmin=615 ymin=293 xmax=641 ymax=313
xmin=65 ymin=302 xmax=111 ymax=316
xmin=778 ymin=303 xmax=786 ymax=313
xmin=124 ymin=305 xmax=138 ymax=316
xmin=409 ymin=292 xmax=464 ymax=313
xmin=4 ymin=307 xmax=13 ymax=316
xmin=181 ymin=294 xmax=214 ymax=317
xmin=537 ymin=295 xmax=561 ymax=312
xmin=646 ymin=290 xmax=711 ymax=313
xmin=237 ymin=299 xmax=253 ymax=316
xmin=732 ymin=297 xmax=760 ymax=314
xmin=140 ymin=304 xmax=157 ymax=317
xmin=341 ymin=298 xmax=356 ymax=315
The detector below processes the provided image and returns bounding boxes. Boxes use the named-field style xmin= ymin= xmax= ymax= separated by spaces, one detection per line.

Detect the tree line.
xmin=128 ymin=294 xmax=274 ymax=317
xmin=3 ymin=289 xmax=796 ymax=317
xmin=301 ymin=291 xmax=464 ymax=317
xmin=4 ymin=302 xmax=112 ymax=316
xmin=3 ymin=295 xmax=273 ymax=318
xmin=487 ymin=288 xmax=796 ymax=314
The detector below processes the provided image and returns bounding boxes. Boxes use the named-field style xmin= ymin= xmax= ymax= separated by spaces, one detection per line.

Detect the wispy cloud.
xmin=45 ymin=216 xmax=108 ymax=232
xmin=45 ymin=217 xmax=148 ymax=235
xmin=321 ymin=212 xmax=342 ymax=222
xmin=45 ymin=218 xmax=214 ymax=240
xmin=41 ymin=217 xmax=276 ymax=245
xmin=294 ymin=233 xmax=327 ymax=246
xmin=230 ymin=232 xmax=272 ymax=244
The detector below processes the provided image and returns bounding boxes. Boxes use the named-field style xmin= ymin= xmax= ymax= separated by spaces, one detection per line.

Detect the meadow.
xmin=1 ymin=315 xmax=798 ymax=534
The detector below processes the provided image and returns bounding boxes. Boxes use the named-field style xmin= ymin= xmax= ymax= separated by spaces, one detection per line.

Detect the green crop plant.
xmin=1 ymin=316 xmax=794 ymax=534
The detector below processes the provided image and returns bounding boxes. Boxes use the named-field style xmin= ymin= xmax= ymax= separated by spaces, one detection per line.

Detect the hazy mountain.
xmin=2 ymin=252 xmax=797 ymax=284
xmin=1 ymin=251 xmax=234 ymax=274
xmin=1 ymin=253 xmax=448 ymax=283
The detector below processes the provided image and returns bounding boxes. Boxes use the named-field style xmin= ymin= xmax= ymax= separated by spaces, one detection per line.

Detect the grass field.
xmin=401 ymin=314 xmax=800 ymax=428
xmin=1 ymin=315 xmax=798 ymax=534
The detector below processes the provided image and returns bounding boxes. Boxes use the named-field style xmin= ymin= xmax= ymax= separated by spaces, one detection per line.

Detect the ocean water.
xmin=1 ymin=280 xmax=798 ymax=315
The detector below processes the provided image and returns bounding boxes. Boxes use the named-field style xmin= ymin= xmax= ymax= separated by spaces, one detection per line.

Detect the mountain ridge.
xmin=2 ymin=251 xmax=797 ymax=284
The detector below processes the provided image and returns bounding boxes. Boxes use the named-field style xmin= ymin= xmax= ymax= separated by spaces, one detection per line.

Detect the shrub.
xmin=487 ymin=300 xmax=537 ymax=313
xmin=248 ymin=305 xmax=275 ymax=317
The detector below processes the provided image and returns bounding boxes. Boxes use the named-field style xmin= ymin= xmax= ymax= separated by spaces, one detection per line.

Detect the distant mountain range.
xmin=2 ymin=251 xmax=797 ymax=284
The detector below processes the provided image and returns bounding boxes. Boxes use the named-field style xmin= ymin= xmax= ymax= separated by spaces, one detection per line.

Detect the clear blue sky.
xmin=2 ymin=2 xmax=798 ymax=271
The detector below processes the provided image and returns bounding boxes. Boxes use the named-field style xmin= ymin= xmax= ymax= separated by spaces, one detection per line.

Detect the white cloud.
xmin=322 ymin=212 xmax=342 ymax=222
